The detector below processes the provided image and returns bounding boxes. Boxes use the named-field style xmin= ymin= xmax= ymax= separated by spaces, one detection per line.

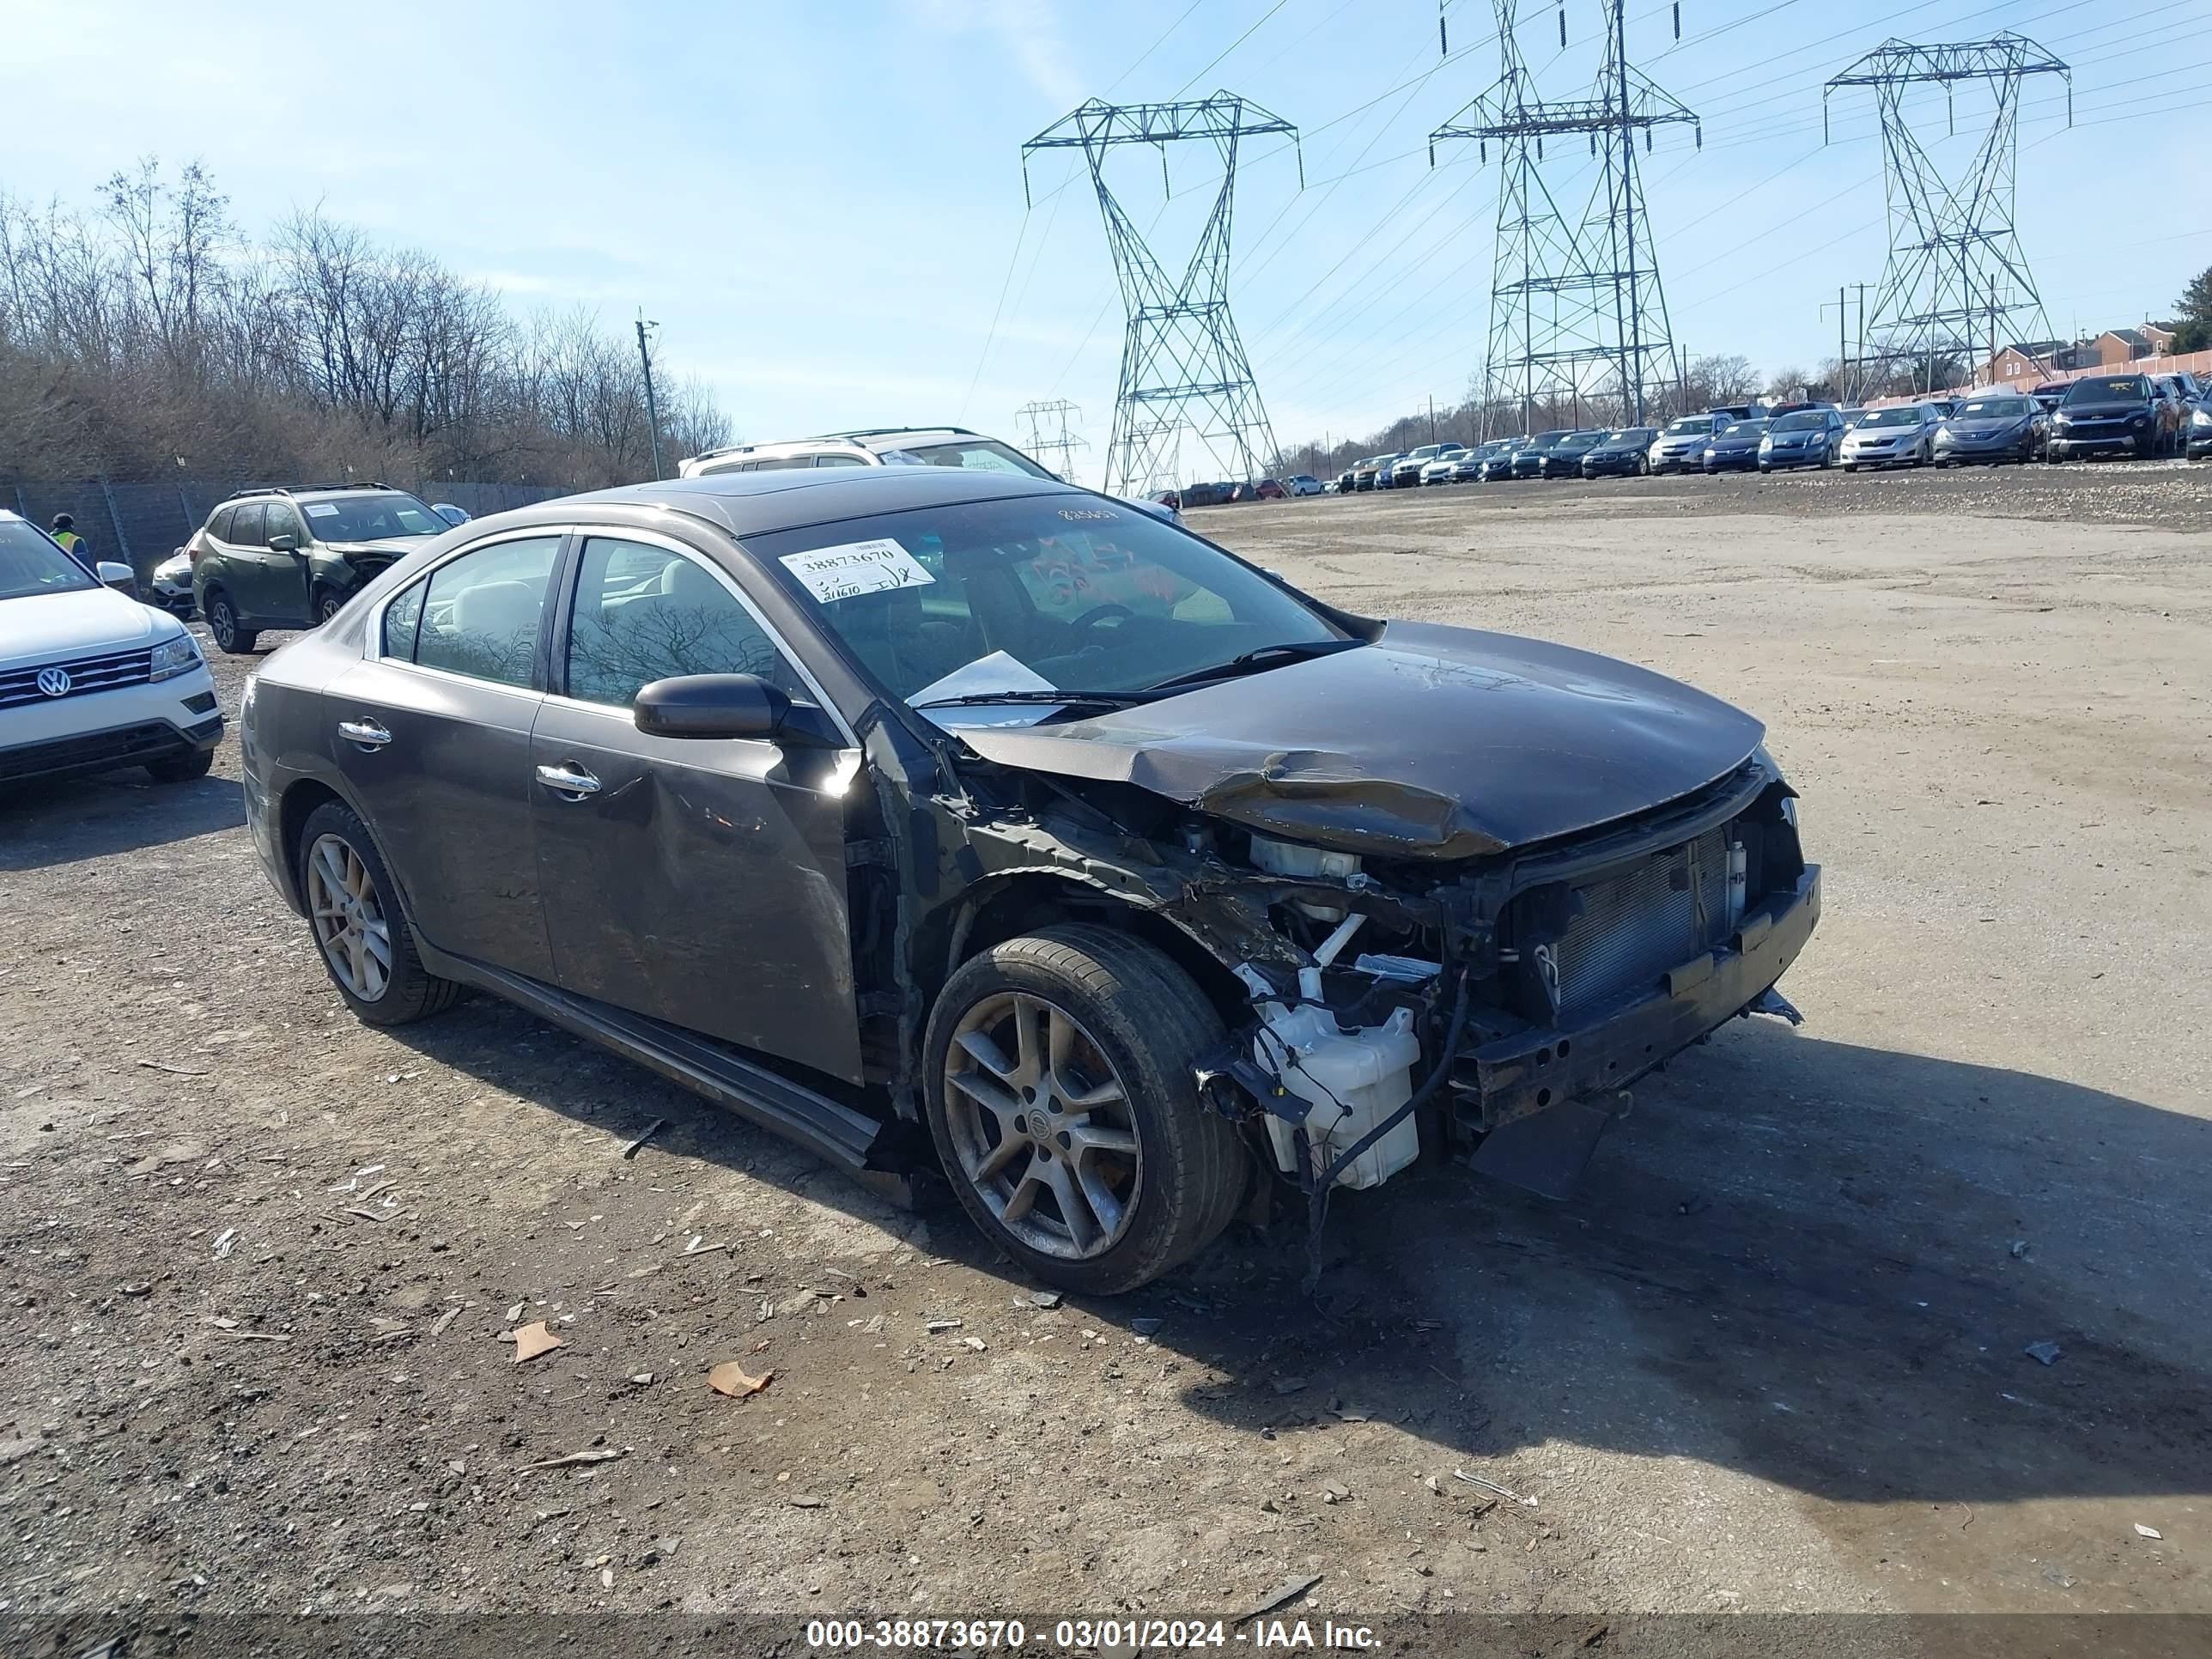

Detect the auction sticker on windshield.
xmin=780 ymin=538 xmax=935 ymax=603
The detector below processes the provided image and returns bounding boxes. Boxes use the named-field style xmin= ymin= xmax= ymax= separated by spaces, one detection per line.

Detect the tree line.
xmin=0 ymin=158 xmax=732 ymax=490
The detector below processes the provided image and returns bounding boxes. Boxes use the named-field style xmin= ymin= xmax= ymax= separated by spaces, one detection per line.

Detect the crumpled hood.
xmin=952 ymin=621 xmax=1765 ymax=860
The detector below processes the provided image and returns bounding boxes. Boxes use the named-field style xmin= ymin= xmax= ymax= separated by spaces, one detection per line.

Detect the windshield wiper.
xmin=913 ymin=690 xmax=1163 ymax=710
xmin=1146 ymin=637 xmax=1363 ymax=691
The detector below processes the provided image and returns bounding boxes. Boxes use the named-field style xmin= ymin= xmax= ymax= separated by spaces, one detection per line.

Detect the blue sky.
xmin=12 ymin=1 xmax=2209 ymax=476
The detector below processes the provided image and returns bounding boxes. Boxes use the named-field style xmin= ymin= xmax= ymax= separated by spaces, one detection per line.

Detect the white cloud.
xmin=915 ymin=0 xmax=1085 ymax=110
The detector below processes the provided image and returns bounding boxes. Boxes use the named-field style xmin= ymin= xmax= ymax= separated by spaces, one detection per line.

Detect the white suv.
xmin=679 ymin=426 xmax=1182 ymax=524
xmin=0 ymin=511 xmax=222 ymax=788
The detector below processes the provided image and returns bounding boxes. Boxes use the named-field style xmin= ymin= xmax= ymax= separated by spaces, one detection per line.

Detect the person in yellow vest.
xmin=50 ymin=514 xmax=96 ymax=575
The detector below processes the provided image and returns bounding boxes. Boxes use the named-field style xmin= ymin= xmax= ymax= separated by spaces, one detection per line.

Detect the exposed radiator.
xmin=1550 ymin=828 xmax=1733 ymax=1016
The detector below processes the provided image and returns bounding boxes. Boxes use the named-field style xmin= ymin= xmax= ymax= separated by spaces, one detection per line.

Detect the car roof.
xmin=465 ymin=465 xmax=1073 ymax=544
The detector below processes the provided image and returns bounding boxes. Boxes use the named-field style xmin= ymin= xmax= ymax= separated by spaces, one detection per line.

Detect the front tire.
xmin=204 ymin=590 xmax=258 ymax=655
xmin=314 ymin=588 xmax=343 ymax=626
xmin=925 ymin=925 xmax=1248 ymax=1295
xmin=296 ymin=800 xmax=464 ymax=1028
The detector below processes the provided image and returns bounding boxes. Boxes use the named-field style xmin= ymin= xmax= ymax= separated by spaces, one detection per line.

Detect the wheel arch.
xmin=920 ymin=870 xmax=1249 ymax=1033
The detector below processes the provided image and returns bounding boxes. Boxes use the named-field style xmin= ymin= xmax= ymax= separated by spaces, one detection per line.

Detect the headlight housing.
xmin=149 ymin=631 xmax=202 ymax=683
xmin=2192 ymin=407 xmax=2211 ymax=427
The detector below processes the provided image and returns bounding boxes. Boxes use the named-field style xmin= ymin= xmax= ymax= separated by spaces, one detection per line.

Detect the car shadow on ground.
xmin=379 ymin=993 xmax=2211 ymax=1514
xmin=0 ymin=772 xmax=245 ymax=870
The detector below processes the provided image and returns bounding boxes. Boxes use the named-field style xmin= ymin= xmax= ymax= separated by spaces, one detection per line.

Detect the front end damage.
xmin=906 ymin=732 xmax=1820 ymax=1251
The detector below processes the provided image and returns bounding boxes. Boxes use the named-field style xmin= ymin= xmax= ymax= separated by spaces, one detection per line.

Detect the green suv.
xmin=188 ymin=484 xmax=451 ymax=653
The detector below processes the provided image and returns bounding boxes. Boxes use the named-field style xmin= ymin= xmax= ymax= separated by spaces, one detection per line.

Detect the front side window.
xmin=811 ymin=453 xmax=869 ymax=468
xmin=297 ymin=491 xmax=445 ymax=542
xmin=0 ymin=519 xmax=96 ymax=600
xmin=230 ymin=503 xmax=267 ymax=547
xmin=264 ymin=503 xmax=304 ymax=546
xmin=564 ymin=537 xmax=803 ymax=708
xmin=397 ymin=535 xmax=562 ymax=689
xmin=749 ymin=495 xmax=1342 ymax=705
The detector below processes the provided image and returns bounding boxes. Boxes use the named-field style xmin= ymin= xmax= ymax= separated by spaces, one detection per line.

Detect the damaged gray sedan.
xmin=237 ymin=467 xmax=1819 ymax=1293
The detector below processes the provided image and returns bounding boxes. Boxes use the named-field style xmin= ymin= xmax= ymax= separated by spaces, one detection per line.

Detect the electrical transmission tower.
xmin=1015 ymin=398 xmax=1089 ymax=483
xmin=1432 ymin=0 xmax=1698 ymax=432
xmin=1826 ymin=33 xmax=2070 ymax=398
xmin=1023 ymin=94 xmax=1298 ymax=496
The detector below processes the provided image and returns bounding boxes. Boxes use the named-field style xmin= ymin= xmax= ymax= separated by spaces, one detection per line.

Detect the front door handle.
xmin=337 ymin=718 xmax=391 ymax=750
xmin=535 ymin=762 xmax=602 ymax=799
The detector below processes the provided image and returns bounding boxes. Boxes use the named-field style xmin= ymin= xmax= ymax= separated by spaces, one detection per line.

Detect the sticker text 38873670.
xmin=778 ymin=539 xmax=936 ymax=603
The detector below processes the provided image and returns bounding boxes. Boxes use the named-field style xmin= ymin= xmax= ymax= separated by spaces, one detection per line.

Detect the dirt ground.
xmin=2 ymin=462 xmax=2208 ymax=1635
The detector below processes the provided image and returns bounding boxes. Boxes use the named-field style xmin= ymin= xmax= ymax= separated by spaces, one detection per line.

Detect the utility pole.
xmin=635 ymin=312 xmax=664 ymax=481
xmin=1016 ymin=398 xmax=1089 ymax=482
xmin=1023 ymin=94 xmax=1300 ymax=495
xmin=1427 ymin=396 xmax=1437 ymax=442
xmin=1826 ymin=34 xmax=2069 ymax=397
xmin=1821 ymin=287 xmax=1848 ymax=403
xmin=1431 ymin=0 xmax=1698 ymax=434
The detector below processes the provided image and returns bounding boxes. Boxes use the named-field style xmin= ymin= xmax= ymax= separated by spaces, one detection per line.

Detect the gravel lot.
xmin=2 ymin=462 xmax=2208 ymax=1633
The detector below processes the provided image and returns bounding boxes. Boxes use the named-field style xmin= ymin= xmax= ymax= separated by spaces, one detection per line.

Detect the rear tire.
xmin=924 ymin=925 xmax=1248 ymax=1295
xmin=296 ymin=799 xmax=465 ymax=1028
xmin=204 ymin=590 xmax=258 ymax=655
xmin=146 ymin=747 xmax=215 ymax=785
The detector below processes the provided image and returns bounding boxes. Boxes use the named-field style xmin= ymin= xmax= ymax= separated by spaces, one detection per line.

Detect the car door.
xmin=258 ymin=501 xmax=313 ymax=625
xmin=222 ymin=503 xmax=280 ymax=621
xmin=529 ymin=530 xmax=864 ymax=1084
xmin=325 ymin=530 xmax=566 ymax=981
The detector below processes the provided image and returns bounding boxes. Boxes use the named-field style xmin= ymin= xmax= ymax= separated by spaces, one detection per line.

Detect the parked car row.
xmin=1325 ymin=371 xmax=2212 ymax=492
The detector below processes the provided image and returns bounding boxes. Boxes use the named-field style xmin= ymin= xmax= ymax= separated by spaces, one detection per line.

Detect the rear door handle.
xmin=337 ymin=718 xmax=391 ymax=750
xmin=535 ymin=762 xmax=601 ymax=799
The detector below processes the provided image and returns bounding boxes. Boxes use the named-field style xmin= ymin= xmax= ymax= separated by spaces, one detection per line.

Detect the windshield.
xmin=1959 ymin=397 xmax=2031 ymax=418
xmin=877 ymin=437 xmax=1056 ymax=478
xmin=1663 ymin=416 xmax=1713 ymax=436
xmin=0 ymin=519 xmax=96 ymax=601
xmin=1858 ymin=407 xmax=1923 ymax=428
xmin=1530 ymin=429 xmax=1571 ymax=447
xmin=1771 ymin=410 xmax=1826 ymax=432
xmin=299 ymin=491 xmax=446 ymax=541
xmin=750 ymin=495 xmax=1342 ymax=708
xmin=1558 ymin=433 xmax=1603 ymax=452
xmin=1718 ymin=420 xmax=1768 ymax=437
xmin=2064 ymin=377 xmax=2143 ymax=405
xmin=1406 ymin=445 xmax=1443 ymax=461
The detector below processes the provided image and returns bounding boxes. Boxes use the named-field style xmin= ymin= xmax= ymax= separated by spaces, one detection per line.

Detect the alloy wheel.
xmin=318 ymin=594 xmax=342 ymax=624
xmin=307 ymin=833 xmax=392 ymax=1001
xmin=942 ymin=993 xmax=1141 ymax=1261
xmin=209 ymin=598 xmax=235 ymax=650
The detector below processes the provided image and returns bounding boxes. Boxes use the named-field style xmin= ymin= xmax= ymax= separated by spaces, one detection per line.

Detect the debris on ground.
xmin=521 ymin=1446 xmax=625 ymax=1471
xmin=925 ymin=1318 xmax=963 ymax=1334
xmin=707 ymin=1361 xmax=773 ymax=1398
xmin=511 ymin=1322 xmax=563 ymax=1364
xmin=211 ymin=1228 xmax=236 ymax=1259
xmin=1026 ymin=1291 xmax=1062 ymax=1309
xmin=1270 ymin=1375 xmax=1308 ymax=1395
xmin=2025 ymin=1340 xmax=2063 ymax=1366
xmin=1454 ymin=1468 xmax=1538 ymax=1508
xmin=2136 ymin=1524 xmax=2163 ymax=1540
xmin=1130 ymin=1316 xmax=1163 ymax=1336
xmin=620 ymin=1117 xmax=668 ymax=1159
xmin=1236 ymin=1572 xmax=1323 ymax=1625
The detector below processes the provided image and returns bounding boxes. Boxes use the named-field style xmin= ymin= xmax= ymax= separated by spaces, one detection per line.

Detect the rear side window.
xmin=394 ymin=535 xmax=562 ymax=689
xmin=230 ymin=503 xmax=267 ymax=547
xmin=209 ymin=506 xmax=237 ymax=542
xmin=812 ymin=453 xmax=868 ymax=468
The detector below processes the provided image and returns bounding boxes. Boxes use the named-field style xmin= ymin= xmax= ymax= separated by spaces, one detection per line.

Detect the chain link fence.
xmin=2 ymin=477 xmax=575 ymax=581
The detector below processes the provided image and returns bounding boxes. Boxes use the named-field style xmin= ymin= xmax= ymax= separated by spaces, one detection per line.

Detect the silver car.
xmin=1649 ymin=415 xmax=1719 ymax=475
xmin=1839 ymin=404 xmax=1942 ymax=471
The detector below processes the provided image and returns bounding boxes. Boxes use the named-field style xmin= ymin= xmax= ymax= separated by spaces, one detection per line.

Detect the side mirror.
xmin=96 ymin=561 xmax=137 ymax=596
xmin=269 ymin=532 xmax=301 ymax=554
xmin=633 ymin=674 xmax=841 ymax=747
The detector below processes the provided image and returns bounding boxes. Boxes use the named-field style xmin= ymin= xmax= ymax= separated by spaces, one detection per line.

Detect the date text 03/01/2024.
xmin=802 ymin=1617 xmax=1382 ymax=1649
